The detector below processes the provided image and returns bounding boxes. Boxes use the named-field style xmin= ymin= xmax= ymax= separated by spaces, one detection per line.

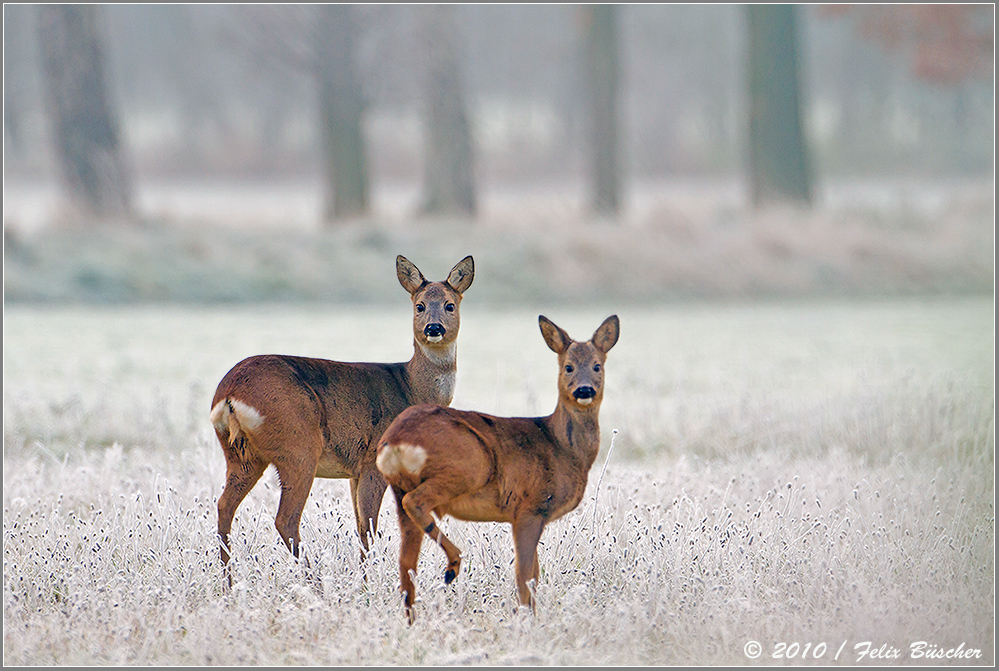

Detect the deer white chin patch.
xmin=426 ymin=334 xmax=443 ymax=343
xmin=576 ymin=397 xmax=594 ymax=406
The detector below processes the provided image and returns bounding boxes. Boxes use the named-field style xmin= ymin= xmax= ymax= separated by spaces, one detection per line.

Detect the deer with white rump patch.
xmin=210 ymin=255 xmax=473 ymax=584
xmin=377 ymin=314 xmax=619 ymax=622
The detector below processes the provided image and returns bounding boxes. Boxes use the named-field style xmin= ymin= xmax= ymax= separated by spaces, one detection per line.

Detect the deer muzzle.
xmin=424 ymin=323 xmax=446 ymax=343
xmin=572 ymin=386 xmax=597 ymax=405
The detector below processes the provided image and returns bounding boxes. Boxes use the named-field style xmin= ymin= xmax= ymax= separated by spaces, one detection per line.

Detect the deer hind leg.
xmin=272 ymin=454 xmax=319 ymax=562
xmin=512 ymin=515 xmax=546 ymax=610
xmin=392 ymin=486 xmax=425 ymax=624
xmin=350 ymin=466 xmax=389 ymax=556
xmin=399 ymin=481 xmax=463 ymax=585
xmin=216 ymin=446 xmax=267 ymax=586
xmin=269 ymin=463 xmax=322 ymax=594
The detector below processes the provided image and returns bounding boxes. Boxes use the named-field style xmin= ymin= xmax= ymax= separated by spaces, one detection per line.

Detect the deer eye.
xmin=565 ymin=365 xmax=574 ymax=373
xmin=593 ymin=363 xmax=601 ymax=372
xmin=416 ymin=303 xmax=426 ymax=313
xmin=445 ymin=303 xmax=455 ymax=313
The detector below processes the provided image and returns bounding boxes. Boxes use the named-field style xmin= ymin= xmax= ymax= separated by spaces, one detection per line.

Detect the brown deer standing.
xmin=210 ymin=255 xmax=474 ymax=584
xmin=376 ymin=314 xmax=619 ymax=622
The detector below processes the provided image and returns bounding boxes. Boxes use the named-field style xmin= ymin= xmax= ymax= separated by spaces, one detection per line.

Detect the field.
xmin=4 ymin=177 xmax=994 ymax=304
xmin=2 ymin=296 xmax=993 ymax=665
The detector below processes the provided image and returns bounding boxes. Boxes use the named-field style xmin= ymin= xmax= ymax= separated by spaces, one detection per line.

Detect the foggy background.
xmin=3 ymin=4 xmax=994 ymax=304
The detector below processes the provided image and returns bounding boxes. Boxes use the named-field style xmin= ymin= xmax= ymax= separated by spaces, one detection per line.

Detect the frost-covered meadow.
xmin=3 ymin=296 xmax=993 ymax=665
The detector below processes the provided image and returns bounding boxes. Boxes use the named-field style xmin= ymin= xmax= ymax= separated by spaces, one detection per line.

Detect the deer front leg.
xmin=512 ymin=515 xmax=546 ymax=610
xmin=393 ymin=486 xmax=425 ymax=624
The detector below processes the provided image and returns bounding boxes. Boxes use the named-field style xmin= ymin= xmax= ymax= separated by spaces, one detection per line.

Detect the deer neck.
xmin=547 ymin=400 xmax=602 ymax=466
xmin=406 ymin=339 xmax=457 ymax=406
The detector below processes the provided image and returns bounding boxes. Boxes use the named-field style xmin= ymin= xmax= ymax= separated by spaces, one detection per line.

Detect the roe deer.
xmin=210 ymin=255 xmax=474 ymax=583
xmin=376 ymin=314 xmax=619 ymax=622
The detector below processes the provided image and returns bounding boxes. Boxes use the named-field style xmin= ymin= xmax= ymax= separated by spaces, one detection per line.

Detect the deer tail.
xmin=211 ymin=398 xmax=265 ymax=446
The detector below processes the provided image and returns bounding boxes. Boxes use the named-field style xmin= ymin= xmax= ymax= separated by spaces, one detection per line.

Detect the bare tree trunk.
xmin=4 ymin=5 xmax=30 ymax=156
xmin=419 ymin=5 xmax=476 ymax=217
xmin=582 ymin=4 xmax=620 ymax=217
xmin=37 ymin=4 xmax=133 ymax=220
xmin=746 ymin=4 xmax=812 ymax=207
xmin=315 ymin=4 xmax=369 ymax=222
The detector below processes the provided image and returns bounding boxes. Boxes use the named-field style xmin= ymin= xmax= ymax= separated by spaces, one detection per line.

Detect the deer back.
xmin=211 ymin=255 xmax=475 ymax=478
xmin=378 ymin=314 xmax=620 ymax=524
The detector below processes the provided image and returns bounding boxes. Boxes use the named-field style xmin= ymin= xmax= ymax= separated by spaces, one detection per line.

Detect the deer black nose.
xmin=573 ymin=386 xmax=596 ymax=400
xmin=424 ymin=323 xmax=446 ymax=338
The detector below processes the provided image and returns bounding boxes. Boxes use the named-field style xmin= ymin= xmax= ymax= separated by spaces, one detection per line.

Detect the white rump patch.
xmin=210 ymin=398 xmax=265 ymax=443
xmin=210 ymin=400 xmax=229 ymax=434
xmin=230 ymin=399 xmax=265 ymax=431
xmin=377 ymin=442 xmax=428 ymax=478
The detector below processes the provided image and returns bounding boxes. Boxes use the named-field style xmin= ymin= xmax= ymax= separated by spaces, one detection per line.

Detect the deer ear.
xmin=539 ymin=315 xmax=572 ymax=354
xmin=591 ymin=315 xmax=620 ymax=353
xmin=397 ymin=255 xmax=427 ymax=295
xmin=446 ymin=255 xmax=474 ymax=294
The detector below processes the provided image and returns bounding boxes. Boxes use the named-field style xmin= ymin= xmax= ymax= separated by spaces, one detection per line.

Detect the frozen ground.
xmin=2 ymin=298 xmax=994 ymax=665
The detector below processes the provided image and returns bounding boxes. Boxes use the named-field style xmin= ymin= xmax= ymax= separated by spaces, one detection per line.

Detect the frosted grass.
xmin=3 ymin=298 xmax=994 ymax=664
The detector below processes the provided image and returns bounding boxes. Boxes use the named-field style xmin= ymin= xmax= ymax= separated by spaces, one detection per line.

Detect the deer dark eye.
xmin=565 ymin=365 xmax=574 ymax=373
xmin=445 ymin=303 xmax=455 ymax=313
xmin=593 ymin=364 xmax=601 ymax=372
xmin=416 ymin=304 xmax=426 ymax=313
